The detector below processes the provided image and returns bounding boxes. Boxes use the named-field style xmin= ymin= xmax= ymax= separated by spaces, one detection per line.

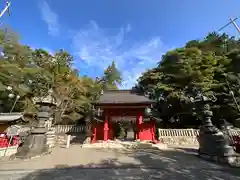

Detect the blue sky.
xmin=2 ymin=0 xmax=240 ymax=89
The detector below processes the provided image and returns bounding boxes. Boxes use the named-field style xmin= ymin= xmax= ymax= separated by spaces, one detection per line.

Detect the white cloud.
xmin=39 ymin=1 xmax=60 ymax=36
xmin=72 ymin=21 xmax=168 ymax=89
xmin=37 ymin=1 xmax=169 ymax=89
xmin=37 ymin=1 xmax=167 ymax=89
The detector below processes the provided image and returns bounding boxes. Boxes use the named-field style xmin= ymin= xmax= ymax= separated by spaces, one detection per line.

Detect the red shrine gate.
xmin=91 ymin=90 xmax=157 ymax=143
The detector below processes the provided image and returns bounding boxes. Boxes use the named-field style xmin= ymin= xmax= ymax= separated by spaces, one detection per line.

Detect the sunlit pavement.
xmin=0 ymin=146 xmax=239 ymax=180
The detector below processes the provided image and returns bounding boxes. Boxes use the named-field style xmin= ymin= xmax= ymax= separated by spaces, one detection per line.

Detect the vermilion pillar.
xmin=136 ymin=111 xmax=143 ymax=141
xmin=151 ymin=119 xmax=156 ymax=142
xmin=104 ymin=111 xmax=109 ymax=141
xmin=135 ymin=118 xmax=139 ymax=140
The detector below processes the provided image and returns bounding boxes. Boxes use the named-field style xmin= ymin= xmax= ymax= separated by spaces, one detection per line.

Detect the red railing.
xmin=0 ymin=133 xmax=20 ymax=148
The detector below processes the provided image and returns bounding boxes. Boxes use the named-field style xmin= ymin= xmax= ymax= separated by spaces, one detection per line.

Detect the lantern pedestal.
xmin=14 ymin=99 xmax=55 ymax=159
xmin=14 ymin=111 xmax=49 ymax=159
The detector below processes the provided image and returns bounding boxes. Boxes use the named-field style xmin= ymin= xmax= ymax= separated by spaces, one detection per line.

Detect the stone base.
xmin=31 ymin=127 xmax=47 ymax=134
xmin=82 ymin=140 xmax=168 ymax=149
xmin=46 ymin=130 xmax=56 ymax=148
xmin=160 ymin=137 xmax=198 ymax=146
xmin=198 ymin=153 xmax=240 ymax=167
xmin=14 ymin=133 xmax=49 ymax=159
xmin=9 ymin=149 xmax=52 ymax=161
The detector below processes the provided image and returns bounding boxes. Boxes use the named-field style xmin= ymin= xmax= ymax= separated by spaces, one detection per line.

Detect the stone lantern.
xmin=191 ymin=92 xmax=237 ymax=166
xmin=15 ymin=90 xmax=57 ymax=159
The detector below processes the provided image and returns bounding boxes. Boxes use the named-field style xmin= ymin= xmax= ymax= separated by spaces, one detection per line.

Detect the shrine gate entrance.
xmin=91 ymin=90 xmax=157 ymax=143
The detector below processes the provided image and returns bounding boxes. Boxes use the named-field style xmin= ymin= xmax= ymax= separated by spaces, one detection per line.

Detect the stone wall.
xmin=159 ymin=136 xmax=199 ymax=145
xmin=158 ymin=129 xmax=199 ymax=146
xmin=55 ymin=129 xmax=199 ymax=146
xmin=54 ymin=125 xmax=85 ymax=134
xmin=158 ymin=128 xmax=240 ymax=146
xmin=55 ymin=133 xmax=87 ymax=146
xmin=48 ymin=125 xmax=86 ymax=146
xmin=15 ymin=126 xmax=239 ymax=147
xmin=14 ymin=125 xmax=86 ymax=147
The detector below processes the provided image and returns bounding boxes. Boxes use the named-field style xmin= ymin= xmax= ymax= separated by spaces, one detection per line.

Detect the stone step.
xmin=82 ymin=141 xmax=168 ymax=149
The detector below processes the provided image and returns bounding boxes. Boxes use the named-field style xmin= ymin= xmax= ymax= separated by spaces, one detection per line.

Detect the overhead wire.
xmin=0 ymin=15 xmax=6 ymax=27
xmin=218 ymin=17 xmax=239 ymax=32
xmin=0 ymin=1 xmax=11 ymax=58
xmin=217 ymin=17 xmax=240 ymax=113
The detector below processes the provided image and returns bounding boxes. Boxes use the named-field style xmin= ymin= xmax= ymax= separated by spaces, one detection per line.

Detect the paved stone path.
xmin=0 ymin=145 xmax=239 ymax=179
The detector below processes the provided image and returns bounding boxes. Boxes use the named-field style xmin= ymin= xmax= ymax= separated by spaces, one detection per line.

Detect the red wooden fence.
xmin=0 ymin=133 xmax=20 ymax=148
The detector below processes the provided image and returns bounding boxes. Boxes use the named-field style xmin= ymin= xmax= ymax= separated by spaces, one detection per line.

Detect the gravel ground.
xmin=0 ymin=145 xmax=239 ymax=180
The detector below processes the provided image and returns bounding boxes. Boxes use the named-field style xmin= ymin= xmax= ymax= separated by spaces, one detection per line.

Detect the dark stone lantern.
xmin=15 ymin=90 xmax=57 ymax=159
xmin=191 ymin=91 xmax=235 ymax=159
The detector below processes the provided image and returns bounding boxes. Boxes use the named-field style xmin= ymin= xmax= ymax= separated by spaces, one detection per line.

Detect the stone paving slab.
xmin=0 ymin=166 xmax=240 ymax=180
xmin=82 ymin=141 xmax=168 ymax=149
xmin=0 ymin=145 xmax=239 ymax=179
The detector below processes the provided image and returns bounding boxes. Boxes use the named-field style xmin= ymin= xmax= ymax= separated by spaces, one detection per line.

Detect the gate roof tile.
xmin=95 ymin=90 xmax=154 ymax=105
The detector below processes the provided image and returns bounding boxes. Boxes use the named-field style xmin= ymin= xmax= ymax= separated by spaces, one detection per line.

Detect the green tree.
xmin=0 ymin=28 xmax=100 ymax=126
xmin=0 ymin=28 xmax=44 ymax=113
xmin=137 ymin=32 xmax=240 ymax=127
xmin=102 ymin=61 xmax=122 ymax=90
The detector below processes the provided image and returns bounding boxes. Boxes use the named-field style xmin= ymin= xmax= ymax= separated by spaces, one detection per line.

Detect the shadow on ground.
xmin=172 ymin=147 xmax=199 ymax=154
xmin=20 ymin=148 xmax=240 ymax=180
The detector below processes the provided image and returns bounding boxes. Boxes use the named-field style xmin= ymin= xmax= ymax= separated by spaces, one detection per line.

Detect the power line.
xmin=0 ymin=1 xmax=11 ymax=57
xmin=229 ymin=17 xmax=240 ymax=34
xmin=0 ymin=1 xmax=11 ymax=19
xmin=218 ymin=17 xmax=240 ymax=112
xmin=0 ymin=12 xmax=6 ymax=26
xmin=218 ymin=17 xmax=240 ymax=35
